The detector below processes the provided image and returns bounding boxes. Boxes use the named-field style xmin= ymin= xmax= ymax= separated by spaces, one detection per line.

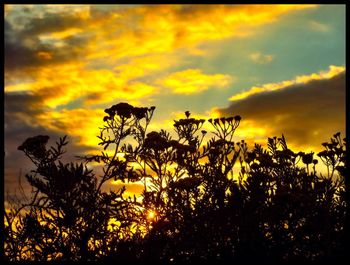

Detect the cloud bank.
xmin=218 ymin=67 xmax=345 ymax=150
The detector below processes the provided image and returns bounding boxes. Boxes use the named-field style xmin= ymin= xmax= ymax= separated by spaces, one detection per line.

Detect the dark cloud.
xmin=219 ymin=72 xmax=346 ymax=150
xmin=4 ymin=93 xmax=92 ymax=196
xmin=5 ymin=20 xmax=40 ymax=71
xmin=4 ymin=11 xmax=86 ymax=72
xmin=22 ymin=12 xmax=85 ymax=36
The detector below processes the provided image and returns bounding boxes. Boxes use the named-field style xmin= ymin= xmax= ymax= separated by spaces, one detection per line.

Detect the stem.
xmin=96 ymin=117 xmax=126 ymax=194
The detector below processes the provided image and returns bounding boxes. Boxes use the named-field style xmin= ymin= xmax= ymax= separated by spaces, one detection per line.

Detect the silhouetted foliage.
xmin=4 ymin=102 xmax=347 ymax=264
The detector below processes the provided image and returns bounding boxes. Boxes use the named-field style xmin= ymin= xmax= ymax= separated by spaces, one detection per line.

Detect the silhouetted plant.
xmin=4 ymin=102 xmax=347 ymax=264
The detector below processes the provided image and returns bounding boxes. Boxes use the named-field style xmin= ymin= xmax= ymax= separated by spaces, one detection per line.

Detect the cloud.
xmin=229 ymin=65 xmax=345 ymax=101
xmin=309 ymin=20 xmax=330 ymax=32
xmin=35 ymin=108 xmax=104 ymax=148
xmin=4 ymin=92 xmax=92 ymax=195
xmin=4 ymin=10 xmax=88 ymax=72
xmin=218 ymin=67 xmax=345 ymax=151
xmin=4 ymin=92 xmax=144 ymax=199
xmin=156 ymin=69 xmax=232 ymax=95
xmin=5 ymin=4 xmax=317 ymax=72
xmin=4 ymin=4 xmax=321 ymax=199
xmin=249 ymin=52 xmax=274 ymax=64
xmin=5 ymin=4 xmax=318 ymax=109
xmin=5 ymin=62 xmax=158 ymax=108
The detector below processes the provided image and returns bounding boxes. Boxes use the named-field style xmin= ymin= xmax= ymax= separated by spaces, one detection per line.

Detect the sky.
xmin=4 ymin=4 xmax=346 ymax=197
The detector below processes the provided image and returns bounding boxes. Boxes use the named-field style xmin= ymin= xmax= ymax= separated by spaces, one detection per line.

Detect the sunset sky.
xmin=4 ymin=4 xmax=346 ymax=196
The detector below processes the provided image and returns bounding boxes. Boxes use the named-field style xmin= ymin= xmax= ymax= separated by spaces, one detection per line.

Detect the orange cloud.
xmin=38 ymin=28 xmax=84 ymax=41
xmin=156 ymin=69 xmax=232 ymax=95
xmin=5 ymin=4 xmax=322 ymax=162
xmin=37 ymin=51 xmax=53 ymax=60
xmin=36 ymin=108 xmax=104 ymax=148
xmin=5 ymin=62 xmax=158 ymax=108
xmin=80 ymin=5 xmax=317 ymax=62
xmin=229 ymin=65 xmax=345 ymax=101
xmin=5 ymin=4 xmax=318 ymax=110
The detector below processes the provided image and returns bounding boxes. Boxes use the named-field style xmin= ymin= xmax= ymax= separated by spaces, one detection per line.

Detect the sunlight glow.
xmin=147 ymin=210 xmax=157 ymax=221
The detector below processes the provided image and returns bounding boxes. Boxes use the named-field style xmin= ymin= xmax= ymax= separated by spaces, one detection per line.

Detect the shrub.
xmin=4 ymin=103 xmax=347 ymax=263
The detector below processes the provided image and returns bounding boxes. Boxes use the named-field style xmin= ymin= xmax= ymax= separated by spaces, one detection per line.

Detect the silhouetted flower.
xmin=302 ymin=152 xmax=314 ymax=165
xmin=114 ymin=102 xmax=134 ymax=118
xmin=317 ymin=150 xmax=328 ymax=158
xmin=246 ymin=151 xmax=256 ymax=163
xmin=133 ymin=107 xmax=148 ymax=119
xmin=234 ymin=115 xmax=241 ymax=121
xmin=226 ymin=117 xmax=234 ymax=123
xmin=176 ymin=143 xmax=196 ymax=154
xmin=105 ymin=102 xmax=134 ymax=119
xmin=18 ymin=135 xmax=50 ymax=160
xmin=144 ymin=131 xmax=169 ymax=151
xmin=333 ymin=132 xmax=341 ymax=138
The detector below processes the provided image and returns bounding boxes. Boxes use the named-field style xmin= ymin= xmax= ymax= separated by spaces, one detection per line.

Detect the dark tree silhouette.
xmin=4 ymin=102 xmax=347 ymax=264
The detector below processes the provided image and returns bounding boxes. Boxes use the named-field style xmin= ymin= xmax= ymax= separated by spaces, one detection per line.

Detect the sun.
xmin=147 ymin=210 xmax=157 ymax=221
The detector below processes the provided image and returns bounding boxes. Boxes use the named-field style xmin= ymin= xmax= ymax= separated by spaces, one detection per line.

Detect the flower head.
xmin=18 ymin=135 xmax=50 ymax=160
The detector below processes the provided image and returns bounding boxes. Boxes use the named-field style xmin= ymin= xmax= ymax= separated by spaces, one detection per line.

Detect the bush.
xmin=4 ymin=102 xmax=347 ymax=263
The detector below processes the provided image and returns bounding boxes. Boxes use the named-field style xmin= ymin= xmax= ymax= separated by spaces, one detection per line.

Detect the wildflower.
xmin=105 ymin=102 xmax=134 ymax=119
xmin=317 ymin=150 xmax=328 ymax=158
xmin=144 ymin=131 xmax=169 ymax=151
xmin=18 ymin=135 xmax=50 ymax=160
xmin=246 ymin=151 xmax=256 ymax=162
xmin=333 ymin=132 xmax=341 ymax=138
xmin=302 ymin=152 xmax=314 ymax=165
xmin=133 ymin=107 xmax=148 ymax=119
xmin=226 ymin=117 xmax=234 ymax=123
xmin=114 ymin=102 xmax=134 ymax=118
xmin=234 ymin=115 xmax=241 ymax=122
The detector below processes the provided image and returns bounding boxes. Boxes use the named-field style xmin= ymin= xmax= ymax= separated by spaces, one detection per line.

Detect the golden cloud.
xmin=5 ymin=4 xmax=318 ymax=111
xmin=36 ymin=108 xmax=105 ymax=148
xmin=156 ymin=69 xmax=232 ymax=95
xmin=5 ymin=62 xmax=158 ymax=108
xmin=79 ymin=5 xmax=317 ymax=63
xmin=5 ymin=4 xmax=323 ymax=165
xmin=229 ymin=65 xmax=345 ymax=102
